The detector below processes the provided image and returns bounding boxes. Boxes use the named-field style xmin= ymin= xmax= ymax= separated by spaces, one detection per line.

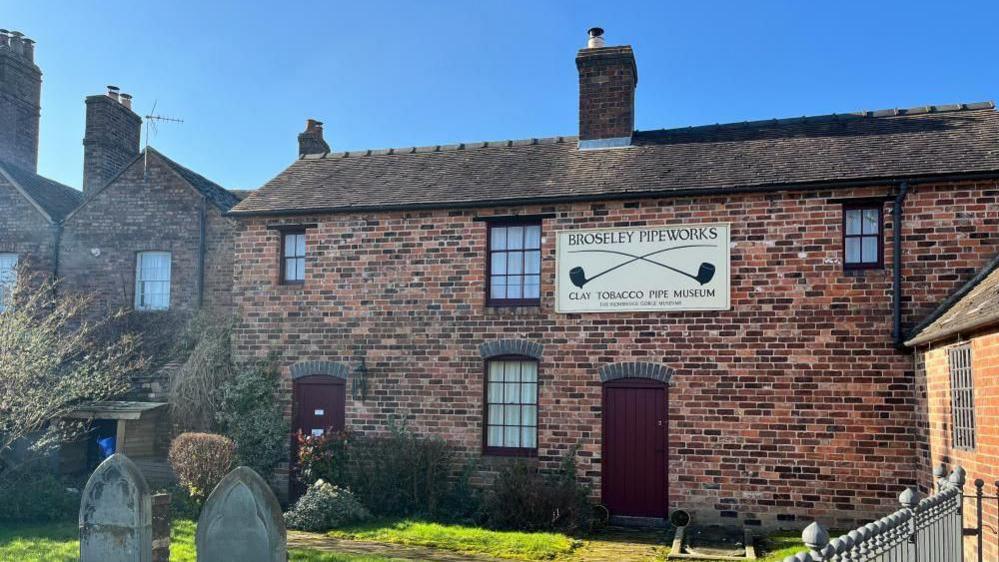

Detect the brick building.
xmin=907 ymin=256 xmax=999 ymax=560
xmin=0 ymin=29 xmax=244 ymax=480
xmin=0 ymin=29 xmax=81 ymax=306
xmin=230 ymin=29 xmax=999 ymax=527
xmin=0 ymin=26 xmax=243 ymax=337
xmin=60 ymin=145 xmax=242 ymax=317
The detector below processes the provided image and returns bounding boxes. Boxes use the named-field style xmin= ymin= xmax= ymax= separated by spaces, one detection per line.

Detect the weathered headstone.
xmin=151 ymin=493 xmax=171 ymax=562
xmin=79 ymin=453 xmax=152 ymax=562
xmin=196 ymin=466 xmax=287 ymax=562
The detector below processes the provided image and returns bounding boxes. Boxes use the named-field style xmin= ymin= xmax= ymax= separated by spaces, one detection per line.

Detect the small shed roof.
xmin=65 ymin=401 xmax=168 ymax=420
xmin=906 ymin=254 xmax=999 ymax=347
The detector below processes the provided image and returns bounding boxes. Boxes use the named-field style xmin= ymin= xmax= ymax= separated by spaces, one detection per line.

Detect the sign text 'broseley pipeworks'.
xmin=555 ymin=224 xmax=730 ymax=313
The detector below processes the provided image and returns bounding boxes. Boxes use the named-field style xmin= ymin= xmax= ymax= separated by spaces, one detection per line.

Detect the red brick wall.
xmin=920 ymin=331 xmax=999 ymax=561
xmin=60 ymin=152 xmax=237 ymax=317
xmin=0 ymin=178 xmax=57 ymax=276
xmin=233 ymin=179 xmax=999 ymax=527
xmin=576 ymin=46 xmax=636 ymax=141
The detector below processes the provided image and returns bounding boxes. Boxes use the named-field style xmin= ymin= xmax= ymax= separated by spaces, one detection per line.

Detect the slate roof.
xmin=906 ymin=255 xmax=999 ymax=346
xmin=65 ymin=147 xmax=239 ymax=222
xmin=150 ymin=148 xmax=242 ymax=211
xmin=227 ymin=189 xmax=254 ymax=201
xmin=0 ymin=158 xmax=82 ymax=222
xmin=232 ymin=101 xmax=999 ymax=216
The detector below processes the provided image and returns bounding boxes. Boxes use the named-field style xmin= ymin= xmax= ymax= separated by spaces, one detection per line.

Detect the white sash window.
xmin=135 ymin=251 xmax=171 ymax=311
xmin=0 ymin=253 xmax=17 ymax=312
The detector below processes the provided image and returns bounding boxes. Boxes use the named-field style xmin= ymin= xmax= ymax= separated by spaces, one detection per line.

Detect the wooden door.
xmin=293 ymin=376 xmax=346 ymax=438
xmin=291 ymin=376 xmax=346 ymax=499
xmin=602 ymin=379 xmax=668 ymax=518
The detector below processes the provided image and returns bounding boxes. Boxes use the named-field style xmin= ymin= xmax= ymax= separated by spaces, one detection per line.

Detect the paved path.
xmin=288 ymin=525 xmax=670 ymax=561
xmin=572 ymin=526 xmax=671 ymax=561
xmin=288 ymin=531 xmax=506 ymax=561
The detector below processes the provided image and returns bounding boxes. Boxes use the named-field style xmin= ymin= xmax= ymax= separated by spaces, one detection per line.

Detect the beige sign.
xmin=555 ymin=223 xmax=730 ymax=313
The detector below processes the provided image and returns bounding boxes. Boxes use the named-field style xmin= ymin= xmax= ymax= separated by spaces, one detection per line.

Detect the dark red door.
xmin=602 ymin=379 xmax=668 ymax=518
xmin=293 ymin=376 xmax=346 ymax=438
xmin=291 ymin=376 xmax=347 ymax=498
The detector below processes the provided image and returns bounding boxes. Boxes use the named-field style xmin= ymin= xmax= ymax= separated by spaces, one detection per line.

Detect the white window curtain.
xmin=135 ymin=251 xmax=171 ymax=311
xmin=486 ymin=360 xmax=539 ymax=450
xmin=0 ymin=253 xmax=17 ymax=312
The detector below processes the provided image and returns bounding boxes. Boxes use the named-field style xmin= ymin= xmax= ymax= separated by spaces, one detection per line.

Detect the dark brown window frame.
xmin=280 ymin=229 xmax=307 ymax=285
xmin=482 ymin=355 xmax=540 ymax=458
xmin=842 ymin=202 xmax=884 ymax=270
xmin=485 ymin=218 xmax=543 ymax=307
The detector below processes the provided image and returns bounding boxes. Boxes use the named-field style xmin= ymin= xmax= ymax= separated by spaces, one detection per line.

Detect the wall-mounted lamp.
xmin=352 ymin=358 xmax=368 ymax=401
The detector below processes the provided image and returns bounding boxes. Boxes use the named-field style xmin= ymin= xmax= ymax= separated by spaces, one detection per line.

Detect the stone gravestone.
xmin=196 ymin=466 xmax=287 ymax=562
xmin=151 ymin=493 xmax=171 ymax=562
xmin=79 ymin=453 xmax=152 ymax=562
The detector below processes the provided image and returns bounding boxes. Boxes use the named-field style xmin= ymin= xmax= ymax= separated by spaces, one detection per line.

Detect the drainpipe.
xmin=197 ymin=197 xmax=207 ymax=308
xmin=892 ymin=181 xmax=910 ymax=350
xmin=52 ymin=222 xmax=63 ymax=279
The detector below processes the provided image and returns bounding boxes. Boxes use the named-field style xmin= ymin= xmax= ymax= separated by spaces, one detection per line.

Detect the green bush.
xmin=158 ymin=484 xmax=202 ymax=520
xmin=168 ymin=432 xmax=235 ymax=503
xmin=217 ymin=357 xmax=288 ymax=480
xmin=296 ymin=422 xmax=462 ymax=519
xmin=0 ymin=470 xmax=79 ymax=522
xmin=284 ymin=479 xmax=370 ymax=532
xmin=480 ymin=446 xmax=593 ymax=534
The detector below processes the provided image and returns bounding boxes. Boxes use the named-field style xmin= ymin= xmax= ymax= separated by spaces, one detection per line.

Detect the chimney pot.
xmin=0 ymin=30 xmax=9 ymax=49
xmin=587 ymin=27 xmax=606 ymax=49
xmin=21 ymin=37 xmax=34 ymax=62
xmin=107 ymin=85 xmax=120 ymax=102
xmin=9 ymin=31 xmax=23 ymax=55
xmin=120 ymin=93 xmax=133 ymax=110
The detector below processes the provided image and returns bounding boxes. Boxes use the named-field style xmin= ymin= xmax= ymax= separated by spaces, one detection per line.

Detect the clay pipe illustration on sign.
xmin=568 ymin=245 xmax=716 ymax=288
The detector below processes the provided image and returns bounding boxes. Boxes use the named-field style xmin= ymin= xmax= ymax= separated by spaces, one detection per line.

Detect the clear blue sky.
xmin=7 ymin=1 xmax=998 ymax=190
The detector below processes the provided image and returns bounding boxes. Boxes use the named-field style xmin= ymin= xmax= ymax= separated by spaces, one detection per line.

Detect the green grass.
xmin=326 ymin=519 xmax=580 ymax=560
xmin=0 ymin=521 xmax=78 ymax=562
xmin=0 ymin=519 xmax=397 ymax=562
xmin=0 ymin=517 xmax=803 ymax=562
xmin=755 ymin=531 xmax=806 ymax=561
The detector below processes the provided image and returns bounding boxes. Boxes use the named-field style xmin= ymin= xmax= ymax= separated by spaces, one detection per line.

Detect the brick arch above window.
xmin=290 ymin=360 xmax=350 ymax=381
xmin=599 ymin=362 xmax=674 ymax=384
xmin=478 ymin=339 xmax=544 ymax=361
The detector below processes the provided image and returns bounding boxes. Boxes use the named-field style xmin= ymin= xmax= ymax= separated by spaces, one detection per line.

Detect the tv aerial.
xmin=143 ymin=100 xmax=184 ymax=148
xmin=142 ymin=100 xmax=184 ymax=172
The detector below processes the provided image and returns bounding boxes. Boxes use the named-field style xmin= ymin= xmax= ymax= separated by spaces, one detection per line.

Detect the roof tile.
xmin=232 ymin=102 xmax=999 ymax=215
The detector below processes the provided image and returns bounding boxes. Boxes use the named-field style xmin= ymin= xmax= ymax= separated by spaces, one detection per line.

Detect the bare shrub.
xmin=0 ymin=268 xmax=141 ymax=481
xmin=168 ymin=313 xmax=235 ymax=432
xmin=168 ymin=432 xmax=235 ymax=502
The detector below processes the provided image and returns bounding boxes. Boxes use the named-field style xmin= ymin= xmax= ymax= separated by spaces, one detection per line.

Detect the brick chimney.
xmin=575 ymin=28 xmax=638 ymax=149
xmin=83 ymin=85 xmax=142 ymax=193
xmin=298 ymin=119 xmax=330 ymax=156
xmin=0 ymin=29 xmax=42 ymax=171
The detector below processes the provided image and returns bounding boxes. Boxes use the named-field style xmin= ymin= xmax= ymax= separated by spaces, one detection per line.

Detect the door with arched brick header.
xmin=602 ymin=378 xmax=668 ymax=518
xmin=291 ymin=375 xmax=346 ymax=499
xmin=293 ymin=375 xmax=346 ymax=438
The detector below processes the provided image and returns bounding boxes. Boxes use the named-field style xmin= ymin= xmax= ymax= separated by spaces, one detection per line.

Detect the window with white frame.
xmin=282 ymin=231 xmax=306 ymax=284
xmin=485 ymin=359 xmax=538 ymax=455
xmin=948 ymin=344 xmax=976 ymax=450
xmin=0 ymin=253 xmax=17 ymax=312
xmin=135 ymin=251 xmax=171 ymax=311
